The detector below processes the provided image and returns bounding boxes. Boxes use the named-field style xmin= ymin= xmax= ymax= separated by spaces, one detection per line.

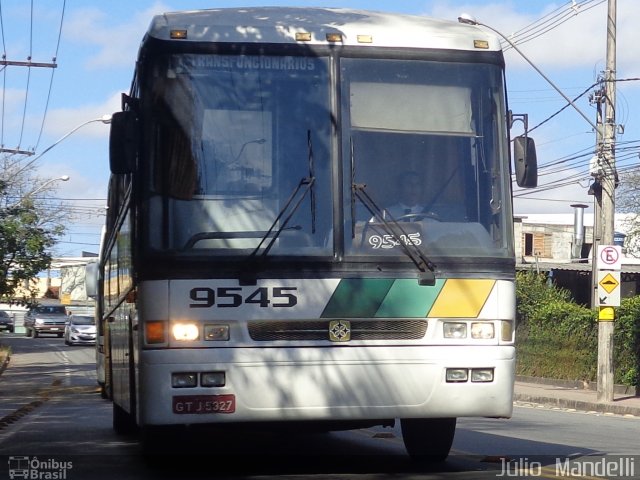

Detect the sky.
xmin=0 ymin=0 xmax=637 ymax=257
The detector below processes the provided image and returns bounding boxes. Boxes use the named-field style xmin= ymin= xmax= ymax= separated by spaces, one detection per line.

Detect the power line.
xmin=503 ymin=0 xmax=606 ymax=50
xmin=0 ymin=1 xmax=64 ymax=155
xmin=34 ymin=0 xmax=66 ymax=151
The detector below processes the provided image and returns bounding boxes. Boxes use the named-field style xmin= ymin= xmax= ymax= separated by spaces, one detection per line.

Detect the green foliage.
xmin=515 ymin=271 xmax=572 ymax=325
xmin=0 ymin=200 xmax=57 ymax=303
xmin=613 ymin=296 xmax=640 ymax=386
xmin=515 ymin=270 xmax=639 ymax=387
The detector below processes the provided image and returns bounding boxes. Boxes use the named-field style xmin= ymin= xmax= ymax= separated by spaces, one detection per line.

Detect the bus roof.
xmin=146 ymin=7 xmax=501 ymax=52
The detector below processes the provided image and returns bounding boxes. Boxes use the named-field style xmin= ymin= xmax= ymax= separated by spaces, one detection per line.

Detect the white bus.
xmin=93 ymin=7 xmax=537 ymax=460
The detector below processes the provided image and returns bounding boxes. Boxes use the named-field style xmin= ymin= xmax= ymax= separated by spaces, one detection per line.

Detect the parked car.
xmin=0 ymin=311 xmax=14 ymax=333
xmin=24 ymin=305 xmax=68 ymax=338
xmin=64 ymin=314 xmax=97 ymax=346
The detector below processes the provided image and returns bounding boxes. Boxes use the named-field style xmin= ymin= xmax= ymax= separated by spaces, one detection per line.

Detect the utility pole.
xmin=0 ymin=58 xmax=56 ymax=155
xmin=596 ymin=0 xmax=617 ymax=403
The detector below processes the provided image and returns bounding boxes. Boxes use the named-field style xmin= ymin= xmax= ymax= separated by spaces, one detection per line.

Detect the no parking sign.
xmin=597 ymin=245 xmax=621 ymax=308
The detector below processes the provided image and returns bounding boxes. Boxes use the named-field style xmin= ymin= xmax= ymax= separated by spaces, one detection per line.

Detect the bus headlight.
xmin=172 ymin=323 xmax=199 ymax=341
xmin=471 ymin=322 xmax=495 ymax=339
xmin=443 ymin=322 xmax=467 ymax=339
xmin=204 ymin=324 xmax=230 ymax=341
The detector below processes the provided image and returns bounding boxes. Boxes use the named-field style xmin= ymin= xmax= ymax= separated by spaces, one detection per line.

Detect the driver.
xmin=381 ymin=170 xmax=436 ymax=221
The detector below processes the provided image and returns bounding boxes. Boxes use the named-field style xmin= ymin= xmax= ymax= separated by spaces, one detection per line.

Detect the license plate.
xmin=50 ymin=328 xmax=60 ymax=331
xmin=172 ymin=394 xmax=236 ymax=414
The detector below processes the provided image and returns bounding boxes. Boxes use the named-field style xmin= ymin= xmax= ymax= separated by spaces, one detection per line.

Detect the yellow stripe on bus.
xmin=427 ymin=279 xmax=495 ymax=318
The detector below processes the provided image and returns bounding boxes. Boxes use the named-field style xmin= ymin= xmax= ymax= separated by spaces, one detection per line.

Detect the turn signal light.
xmin=145 ymin=321 xmax=166 ymax=344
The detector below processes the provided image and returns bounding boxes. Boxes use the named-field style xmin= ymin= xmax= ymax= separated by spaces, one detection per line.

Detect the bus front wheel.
xmin=401 ymin=417 xmax=456 ymax=462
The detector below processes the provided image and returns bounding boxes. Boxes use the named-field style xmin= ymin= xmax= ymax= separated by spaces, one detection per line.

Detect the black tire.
xmin=401 ymin=417 xmax=457 ymax=462
xmin=140 ymin=425 xmax=176 ymax=457
xmin=33 ymin=330 xmax=39 ymax=338
xmin=113 ymin=402 xmax=138 ymax=435
xmin=99 ymin=382 xmax=109 ymax=399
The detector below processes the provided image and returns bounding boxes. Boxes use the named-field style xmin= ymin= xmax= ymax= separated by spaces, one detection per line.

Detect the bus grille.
xmin=248 ymin=320 xmax=427 ymax=341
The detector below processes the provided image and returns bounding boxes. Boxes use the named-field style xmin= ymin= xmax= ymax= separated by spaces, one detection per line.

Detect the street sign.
xmin=597 ymin=245 xmax=622 ymax=270
xmin=597 ymin=270 xmax=621 ymax=307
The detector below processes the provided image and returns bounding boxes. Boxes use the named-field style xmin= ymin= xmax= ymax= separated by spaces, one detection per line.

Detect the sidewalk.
xmin=514 ymin=376 xmax=640 ymax=417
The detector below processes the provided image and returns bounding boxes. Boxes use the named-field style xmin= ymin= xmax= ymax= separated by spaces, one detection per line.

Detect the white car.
xmin=64 ymin=314 xmax=97 ymax=346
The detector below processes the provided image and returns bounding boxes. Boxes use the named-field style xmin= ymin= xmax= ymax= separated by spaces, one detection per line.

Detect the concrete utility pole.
xmin=596 ymin=0 xmax=617 ymax=403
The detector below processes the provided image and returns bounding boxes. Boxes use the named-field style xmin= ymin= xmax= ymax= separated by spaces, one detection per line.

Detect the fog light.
xmin=471 ymin=322 xmax=495 ymax=339
xmin=446 ymin=368 xmax=468 ymax=382
xmin=172 ymin=323 xmax=199 ymax=341
xmin=471 ymin=368 xmax=494 ymax=382
xmin=172 ymin=372 xmax=197 ymax=388
xmin=443 ymin=322 xmax=467 ymax=339
xmin=201 ymin=371 xmax=226 ymax=387
xmin=204 ymin=324 xmax=230 ymax=341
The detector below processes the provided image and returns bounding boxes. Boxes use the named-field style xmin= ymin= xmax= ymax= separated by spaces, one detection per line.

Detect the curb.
xmin=516 ymin=375 xmax=638 ymax=396
xmin=514 ymin=392 xmax=640 ymax=417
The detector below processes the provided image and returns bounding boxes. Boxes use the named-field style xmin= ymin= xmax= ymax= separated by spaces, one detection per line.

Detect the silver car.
xmin=24 ymin=305 xmax=68 ymax=338
xmin=64 ymin=314 xmax=97 ymax=346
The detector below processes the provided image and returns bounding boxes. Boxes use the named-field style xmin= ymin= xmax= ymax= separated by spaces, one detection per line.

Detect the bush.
xmin=614 ymin=296 xmax=640 ymax=386
xmin=515 ymin=270 xmax=640 ymax=387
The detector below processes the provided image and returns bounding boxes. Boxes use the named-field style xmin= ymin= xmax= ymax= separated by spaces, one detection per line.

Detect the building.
xmin=515 ymin=209 xmax=640 ymax=306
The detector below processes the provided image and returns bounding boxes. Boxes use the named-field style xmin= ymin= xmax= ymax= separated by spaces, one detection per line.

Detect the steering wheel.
xmin=395 ymin=212 xmax=440 ymax=222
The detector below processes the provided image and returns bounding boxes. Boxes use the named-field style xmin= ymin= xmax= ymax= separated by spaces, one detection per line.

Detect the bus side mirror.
xmin=514 ymin=135 xmax=537 ymax=188
xmin=109 ymin=110 xmax=139 ymax=174
xmin=85 ymin=262 xmax=98 ymax=299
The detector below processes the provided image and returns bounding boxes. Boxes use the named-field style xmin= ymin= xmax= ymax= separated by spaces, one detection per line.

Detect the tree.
xmin=0 ymin=169 xmax=66 ymax=304
xmin=614 ymin=169 xmax=640 ymax=257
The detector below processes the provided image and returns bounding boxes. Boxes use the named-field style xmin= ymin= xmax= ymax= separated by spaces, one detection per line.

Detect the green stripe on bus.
xmin=321 ymin=278 xmax=394 ymax=318
xmin=375 ymin=278 xmax=446 ymax=317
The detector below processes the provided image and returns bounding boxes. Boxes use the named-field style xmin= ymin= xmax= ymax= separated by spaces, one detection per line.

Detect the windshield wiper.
xmin=249 ymin=175 xmax=315 ymax=258
xmin=350 ymin=139 xmax=436 ymax=286
xmin=250 ymin=131 xmax=317 ymax=258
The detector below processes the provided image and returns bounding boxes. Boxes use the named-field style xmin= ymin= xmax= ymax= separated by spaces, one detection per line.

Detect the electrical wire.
xmin=15 ymin=0 xmax=35 ymax=150
xmin=503 ymin=0 xmax=607 ymax=51
xmin=34 ymin=0 xmax=66 ymax=150
xmin=0 ymin=1 xmax=67 ymax=155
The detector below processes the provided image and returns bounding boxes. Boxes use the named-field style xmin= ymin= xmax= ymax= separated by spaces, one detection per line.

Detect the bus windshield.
xmin=142 ymin=53 xmax=513 ymax=261
xmin=144 ymin=54 xmax=333 ymax=256
xmin=342 ymin=58 xmax=513 ymax=260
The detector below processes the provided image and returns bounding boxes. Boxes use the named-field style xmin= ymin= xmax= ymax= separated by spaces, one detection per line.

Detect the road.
xmin=0 ymin=333 xmax=639 ymax=479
